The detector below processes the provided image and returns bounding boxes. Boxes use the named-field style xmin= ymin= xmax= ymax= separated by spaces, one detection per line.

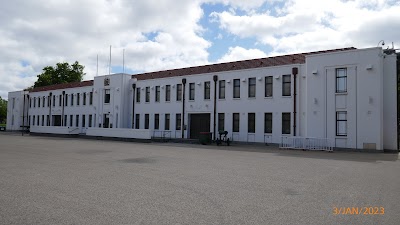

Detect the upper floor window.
xmin=136 ymin=88 xmax=141 ymax=103
xmin=29 ymin=98 xmax=31 ymax=108
xmin=219 ymin=80 xmax=225 ymax=99
xmin=145 ymin=87 xmax=150 ymax=102
xmin=155 ymin=86 xmax=160 ymax=102
xmin=34 ymin=97 xmax=36 ymax=107
xmin=189 ymin=83 xmax=195 ymax=100
xmin=165 ymin=85 xmax=171 ymax=101
xmin=233 ymin=79 xmax=240 ymax=98
xmin=38 ymin=97 xmax=41 ymax=107
xmin=204 ymin=81 xmax=210 ymax=100
xmin=282 ymin=75 xmax=291 ymax=96
xmin=248 ymin=78 xmax=256 ymax=98
xmin=336 ymin=68 xmax=347 ymax=93
xmin=65 ymin=94 xmax=68 ymax=106
xmin=265 ymin=76 xmax=273 ymax=97
xmin=12 ymin=98 xmax=15 ymax=109
xmin=47 ymin=96 xmax=50 ymax=107
xmin=83 ymin=93 xmax=86 ymax=105
xmin=43 ymin=96 xmax=45 ymax=107
xmin=53 ymin=95 xmax=55 ymax=107
xmin=176 ymin=84 xmax=182 ymax=101
xmin=70 ymin=94 xmax=74 ymax=106
xmin=89 ymin=92 xmax=93 ymax=105
xmin=77 ymin=93 xmax=80 ymax=105
xmin=104 ymin=89 xmax=110 ymax=104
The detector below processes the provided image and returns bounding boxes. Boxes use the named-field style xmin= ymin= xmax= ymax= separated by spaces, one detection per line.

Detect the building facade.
xmin=6 ymin=47 xmax=399 ymax=151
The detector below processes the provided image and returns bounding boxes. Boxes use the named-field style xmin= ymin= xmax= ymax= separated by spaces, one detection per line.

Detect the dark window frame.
xmin=336 ymin=111 xmax=347 ymax=136
xmin=154 ymin=114 xmax=159 ymax=130
xmin=264 ymin=113 xmax=272 ymax=133
xmin=265 ymin=76 xmax=273 ymax=97
xmin=165 ymin=85 xmax=171 ymax=102
xmin=282 ymin=113 xmax=291 ymax=134
xmin=155 ymin=86 xmax=160 ymax=102
xmin=176 ymin=113 xmax=181 ymax=130
xmin=233 ymin=79 xmax=240 ymax=98
xmin=219 ymin=80 xmax=225 ymax=99
xmin=218 ymin=113 xmax=225 ymax=132
xmin=165 ymin=114 xmax=170 ymax=130
xmin=204 ymin=81 xmax=211 ymax=100
xmin=176 ymin=84 xmax=182 ymax=101
xmin=336 ymin=68 xmax=347 ymax=93
xmin=144 ymin=114 xmax=149 ymax=129
xmin=248 ymin=113 xmax=255 ymax=133
xmin=135 ymin=114 xmax=140 ymax=129
xmin=233 ymin=113 xmax=240 ymax=132
xmin=248 ymin=78 xmax=256 ymax=98
xmin=104 ymin=90 xmax=110 ymax=104
xmin=282 ymin=75 xmax=291 ymax=96
xmin=136 ymin=88 xmax=141 ymax=103
xmin=145 ymin=87 xmax=150 ymax=102
xmin=189 ymin=83 xmax=195 ymax=100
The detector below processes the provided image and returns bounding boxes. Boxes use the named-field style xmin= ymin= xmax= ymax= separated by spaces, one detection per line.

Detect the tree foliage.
xmin=0 ymin=96 xmax=7 ymax=123
xmin=34 ymin=61 xmax=85 ymax=88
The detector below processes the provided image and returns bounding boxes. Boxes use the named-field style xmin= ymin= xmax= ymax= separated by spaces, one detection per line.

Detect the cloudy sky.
xmin=1 ymin=0 xmax=399 ymax=99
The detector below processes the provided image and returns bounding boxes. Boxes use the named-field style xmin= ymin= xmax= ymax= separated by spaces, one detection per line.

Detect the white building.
xmin=6 ymin=47 xmax=399 ymax=151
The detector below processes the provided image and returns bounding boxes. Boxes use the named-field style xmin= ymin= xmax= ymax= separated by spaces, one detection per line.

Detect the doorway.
xmin=189 ymin=113 xmax=210 ymax=139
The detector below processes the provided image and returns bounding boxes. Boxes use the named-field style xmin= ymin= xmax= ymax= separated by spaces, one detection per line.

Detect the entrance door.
xmin=189 ymin=113 xmax=210 ymax=139
xmin=52 ymin=115 xmax=61 ymax=126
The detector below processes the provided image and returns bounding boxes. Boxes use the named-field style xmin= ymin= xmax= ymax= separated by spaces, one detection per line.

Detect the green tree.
xmin=34 ymin=61 xmax=85 ymax=88
xmin=0 ymin=96 xmax=7 ymax=124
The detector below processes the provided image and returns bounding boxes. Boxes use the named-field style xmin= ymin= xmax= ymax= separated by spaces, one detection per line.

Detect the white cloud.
xmin=218 ymin=46 xmax=267 ymax=62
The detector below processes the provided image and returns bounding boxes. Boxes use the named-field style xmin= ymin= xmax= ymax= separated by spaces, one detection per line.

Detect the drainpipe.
xmin=181 ymin=78 xmax=186 ymax=138
xmin=49 ymin=92 xmax=52 ymax=126
xmin=132 ymin=84 xmax=136 ymax=129
xmin=62 ymin=91 xmax=65 ymax=126
xmin=26 ymin=94 xmax=30 ymax=131
xmin=292 ymin=67 xmax=298 ymax=136
xmin=213 ymin=75 xmax=218 ymax=140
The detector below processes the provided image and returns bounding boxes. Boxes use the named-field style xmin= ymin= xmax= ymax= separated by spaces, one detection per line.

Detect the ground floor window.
xmin=89 ymin=115 xmax=92 ymax=127
xmin=282 ymin=113 xmax=291 ymax=134
xmin=103 ymin=114 xmax=109 ymax=128
xmin=64 ymin=115 xmax=67 ymax=127
xmin=70 ymin=115 xmax=73 ymax=127
xmin=336 ymin=111 xmax=347 ymax=136
xmin=248 ymin=113 xmax=255 ymax=133
xmin=76 ymin=115 xmax=80 ymax=127
xmin=165 ymin=114 xmax=170 ymax=130
xmin=154 ymin=114 xmax=159 ymax=130
xmin=42 ymin=115 xmax=44 ymax=126
xmin=145 ymin=114 xmax=149 ymax=129
xmin=176 ymin=114 xmax=181 ymax=130
xmin=218 ymin=113 xmax=224 ymax=132
xmin=233 ymin=113 xmax=240 ymax=132
xmin=82 ymin=115 xmax=86 ymax=128
xmin=135 ymin=114 xmax=140 ymax=129
xmin=264 ymin=113 xmax=272 ymax=133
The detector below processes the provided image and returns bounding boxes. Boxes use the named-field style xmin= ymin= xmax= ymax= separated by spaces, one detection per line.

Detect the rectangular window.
xmin=29 ymin=98 xmax=32 ymax=108
xmin=233 ymin=79 xmax=240 ymax=98
xmin=65 ymin=94 xmax=68 ymax=106
xmin=103 ymin=114 xmax=110 ymax=128
xmin=104 ymin=89 xmax=110 ymax=104
xmin=38 ymin=97 xmax=41 ymax=107
xmin=53 ymin=95 xmax=55 ymax=107
xmin=219 ymin=80 xmax=225 ymax=99
xmin=176 ymin=113 xmax=181 ymax=130
xmin=248 ymin=113 xmax=255 ymax=133
xmin=11 ymin=115 xmax=14 ymax=125
xmin=136 ymin=88 xmax=141 ymax=103
xmin=36 ymin=115 xmax=39 ymax=125
xmin=248 ymin=78 xmax=256 ymax=98
xmin=145 ymin=87 xmax=150 ymax=102
xmin=34 ymin=97 xmax=36 ymax=107
xmin=71 ymin=94 xmax=74 ymax=106
xmin=336 ymin=68 xmax=347 ymax=93
xmin=89 ymin=92 xmax=93 ymax=105
xmin=77 ymin=93 xmax=80 ymax=105
xmin=265 ymin=76 xmax=273 ymax=97
xmin=204 ymin=81 xmax=210 ymax=100
xmin=155 ymin=86 xmax=160 ymax=102
xmin=47 ymin=96 xmax=50 ymax=107
xmin=154 ymin=114 xmax=159 ymax=130
xmin=59 ymin=95 xmax=61 ymax=106
xmin=42 ymin=115 xmax=44 ymax=126
xmin=264 ymin=113 xmax=272 ymax=133
xmin=165 ymin=85 xmax=171 ymax=101
xmin=64 ymin=115 xmax=67 ymax=127
xmin=33 ymin=115 xmax=35 ymax=125
xmin=70 ymin=115 xmax=73 ymax=127
xmin=42 ymin=96 xmax=45 ymax=107
xmin=218 ymin=113 xmax=225 ymax=132
xmin=83 ymin=93 xmax=86 ymax=105
xmin=336 ymin=111 xmax=347 ymax=136
xmin=29 ymin=116 xmax=31 ymax=125
xmin=76 ymin=115 xmax=79 ymax=127
xmin=233 ymin=113 xmax=240 ymax=132
xmin=165 ymin=114 xmax=170 ymax=130
xmin=89 ymin=114 xmax=92 ymax=127
xmin=282 ymin=75 xmax=291 ymax=96
xmin=82 ymin=115 xmax=86 ymax=127
xmin=144 ymin=114 xmax=149 ymax=129
xmin=282 ymin=113 xmax=291 ymax=134
xmin=189 ymin=83 xmax=195 ymax=100
xmin=176 ymin=84 xmax=182 ymax=101
xmin=135 ymin=114 xmax=140 ymax=129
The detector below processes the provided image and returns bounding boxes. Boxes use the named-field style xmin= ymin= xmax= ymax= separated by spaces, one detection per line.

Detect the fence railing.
xmin=152 ymin=130 xmax=172 ymax=140
xmin=280 ymin=136 xmax=334 ymax=152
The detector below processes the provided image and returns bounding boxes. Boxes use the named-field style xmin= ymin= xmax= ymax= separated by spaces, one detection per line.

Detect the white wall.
xmin=86 ymin=128 xmax=152 ymax=139
xmin=382 ymin=54 xmax=397 ymax=150
xmin=6 ymin=91 xmax=28 ymax=131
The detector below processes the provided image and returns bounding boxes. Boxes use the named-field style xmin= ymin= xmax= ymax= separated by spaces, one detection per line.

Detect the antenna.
xmin=123 ymin=49 xmax=125 ymax=73
xmin=109 ymin=45 xmax=112 ymax=75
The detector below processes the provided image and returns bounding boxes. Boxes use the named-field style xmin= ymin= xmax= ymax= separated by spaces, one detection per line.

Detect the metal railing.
xmin=152 ymin=130 xmax=172 ymax=140
xmin=280 ymin=136 xmax=334 ymax=152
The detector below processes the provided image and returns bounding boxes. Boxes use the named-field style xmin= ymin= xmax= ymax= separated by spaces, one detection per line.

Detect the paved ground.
xmin=0 ymin=133 xmax=399 ymax=225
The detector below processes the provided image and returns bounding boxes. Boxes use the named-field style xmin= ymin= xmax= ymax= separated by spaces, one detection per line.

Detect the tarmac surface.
xmin=0 ymin=133 xmax=399 ymax=225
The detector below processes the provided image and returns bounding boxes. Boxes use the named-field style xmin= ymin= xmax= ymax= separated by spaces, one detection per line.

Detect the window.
xmin=218 ymin=113 xmax=225 ymax=132
xmin=233 ymin=113 xmax=240 ymax=132
xmin=135 ymin=114 xmax=140 ymax=129
xmin=65 ymin=94 xmax=68 ymax=106
xmin=233 ymin=79 xmax=240 ymax=98
xmin=77 ymin=93 xmax=80 ymax=105
xmin=336 ymin=68 xmax=347 ymax=93
xmin=36 ymin=115 xmax=39 ymax=125
xmin=104 ymin=90 xmax=110 ymax=104
xmin=176 ymin=114 xmax=181 ymax=130
xmin=136 ymin=88 xmax=141 ymax=103
xmin=265 ymin=76 xmax=273 ymax=97
xmin=336 ymin=111 xmax=347 ymax=136
xmin=282 ymin=113 xmax=291 ymax=134
xmin=248 ymin=113 xmax=255 ymax=133
xmin=42 ymin=96 xmax=45 ymax=107
xmin=38 ymin=97 xmax=41 ymax=107
xmin=76 ymin=115 xmax=79 ymax=127
xmin=264 ymin=113 xmax=272 ymax=133
xmin=34 ymin=97 xmax=36 ymax=107
xmin=89 ymin=115 xmax=92 ymax=127
xmin=53 ymin=95 xmax=55 ymax=107
xmin=154 ymin=114 xmax=159 ymax=130
xmin=219 ymin=80 xmax=225 ymax=99
xmin=42 ymin=115 xmax=44 ymax=126
xmin=89 ymin=92 xmax=93 ymax=105
xmin=70 ymin=115 xmax=73 ymax=127
xmin=165 ymin=85 xmax=171 ymax=101
xmin=103 ymin=114 xmax=109 ymax=128
xmin=33 ymin=115 xmax=35 ymax=125
xmin=204 ymin=81 xmax=210 ymax=100
xmin=248 ymin=78 xmax=256 ymax=98
xmin=29 ymin=98 xmax=31 ymax=108
xmin=48 ymin=115 xmax=51 ymax=126
xmin=176 ymin=84 xmax=182 ymax=101
xmin=144 ymin=114 xmax=149 ymax=129
xmin=47 ymin=96 xmax=50 ymax=107
xmin=82 ymin=115 xmax=86 ymax=127
xmin=64 ymin=115 xmax=67 ymax=127
xmin=165 ymin=114 xmax=170 ymax=130
xmin=145 ymin=87 xmax=150 ymax=102
xmin=155 ymin=86 xmax=160 ymax=102
xmin=71 ymin=94 xmax=74 ymax=106
xmin=282 ymin=75 xmax=291 ymax=96
xmin=59 ymin=95 xmax=61 ymax=106
xmin=29 ymin=116 xmax=31 ymax=125
xmin=83 ymin=93 xmax=86 ymax=105
xmin=189 ymin=83 xmax=195 ymax=100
